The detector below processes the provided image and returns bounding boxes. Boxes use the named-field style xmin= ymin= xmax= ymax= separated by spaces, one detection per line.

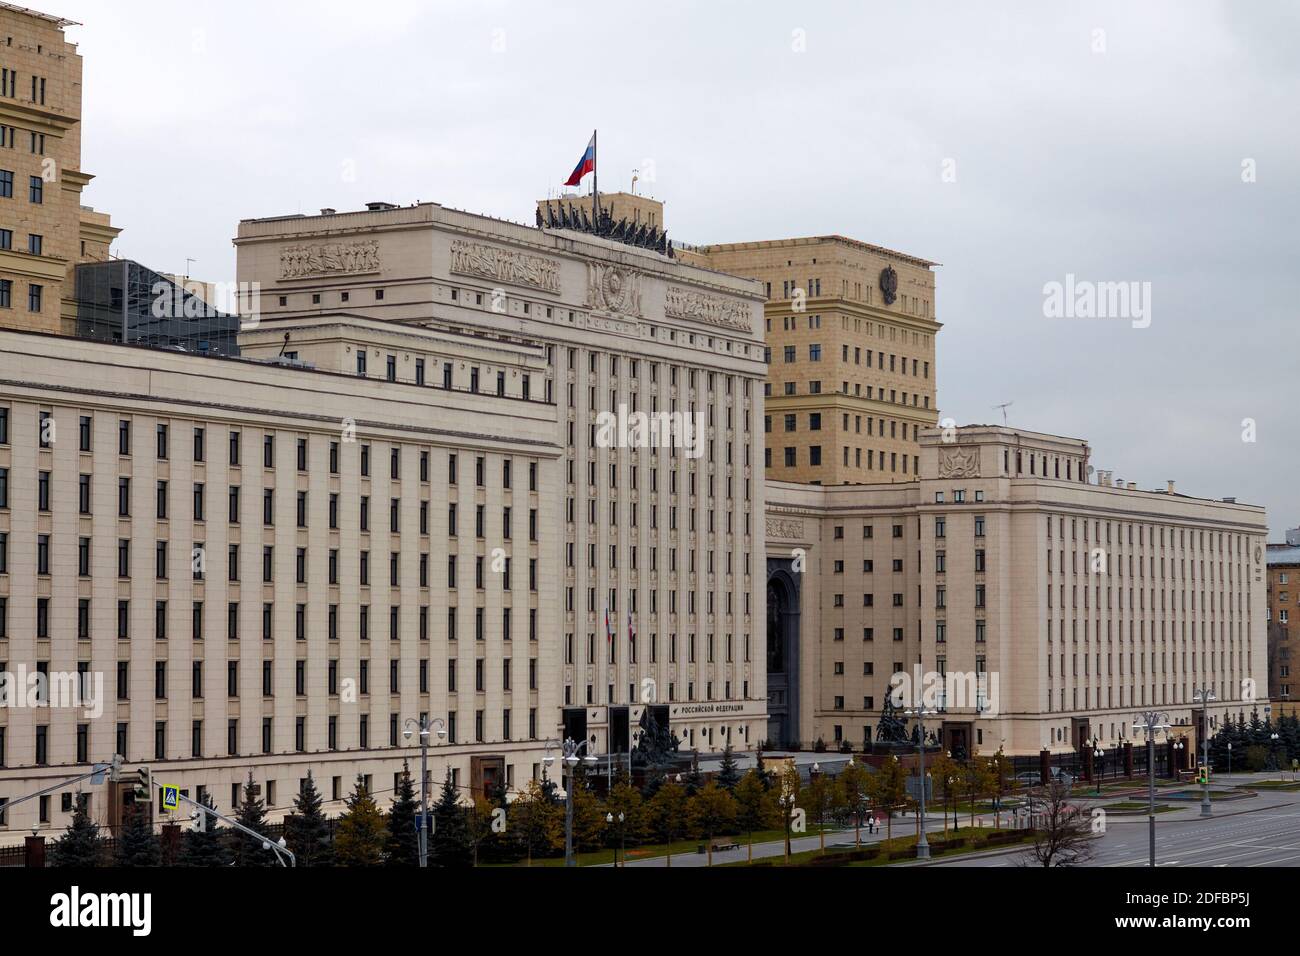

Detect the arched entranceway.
xmin=766 ymin=561 xmax=801 ymax=749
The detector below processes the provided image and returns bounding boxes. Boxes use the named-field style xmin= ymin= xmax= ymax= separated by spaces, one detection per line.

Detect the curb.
xmin=903 ymin=839 xmax=1041 ymax=867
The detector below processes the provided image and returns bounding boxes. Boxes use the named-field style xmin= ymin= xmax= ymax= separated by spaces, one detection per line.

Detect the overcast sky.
xmin=55 ymin=0 xmax=1299 ymax=536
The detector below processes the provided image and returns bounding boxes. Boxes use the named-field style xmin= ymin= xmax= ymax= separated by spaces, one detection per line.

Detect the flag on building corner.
xmin=565 ymin=133 xmax=596 ymax=187
xmin=605 ymin=609 xmax=614 ymax=644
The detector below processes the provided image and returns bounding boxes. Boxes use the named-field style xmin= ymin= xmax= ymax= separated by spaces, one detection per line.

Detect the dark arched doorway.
xmin=766 ymin=561 xmax=801 ymax=749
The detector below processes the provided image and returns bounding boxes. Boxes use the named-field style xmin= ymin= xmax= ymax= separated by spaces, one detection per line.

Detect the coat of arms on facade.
xmin=938 ymin=447 xmax=980 ymax=479
xmin=586 ymin=263 xmax=643 ymax=318
xmin=880 ymin=265 xmax=899 ymax=305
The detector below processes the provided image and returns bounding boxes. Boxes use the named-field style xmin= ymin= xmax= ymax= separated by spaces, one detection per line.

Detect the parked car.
xmin=1050 ymin=767 xmax=1076 ymax=787
xmin=1014 ymin=769 xmax=1076 ymax=789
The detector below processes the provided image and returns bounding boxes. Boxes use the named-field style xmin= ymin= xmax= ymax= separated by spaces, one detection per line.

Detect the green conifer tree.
xmin=333 ymin=775 xmax=387 ymax=867
xmin=48 ymin=797 xmax=106 ymax=868
xmin=385 ymin=763 xmax=420 ymax=866
xmin=717 ymin=744 xmax=742 ymax=792
xmin=284 ymin=772 xmax=333 ymax=867
xmin=115 ymin=804 xmax=162 ymax=867
xmin=431 ymin=768 xmax=471 ymax=867
xmin=177 ymin=793 xmax=230 ymax=867
xmin=228 ymin=772 xmax=277 ymax=867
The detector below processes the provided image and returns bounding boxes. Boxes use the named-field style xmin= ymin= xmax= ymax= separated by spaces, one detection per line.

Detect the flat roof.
xmin=0 ymin=2 xmax=80 ymax=26
xmin=691 ymin=234 xmax=940 ymax=270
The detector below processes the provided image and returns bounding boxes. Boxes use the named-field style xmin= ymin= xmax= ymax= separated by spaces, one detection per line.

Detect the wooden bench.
xmin=710 ymin=839 xmax=740 ymax=853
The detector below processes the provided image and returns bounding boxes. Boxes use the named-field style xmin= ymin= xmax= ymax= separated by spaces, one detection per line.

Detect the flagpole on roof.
xmin=592 ymin=129 xmax=598 ymax=229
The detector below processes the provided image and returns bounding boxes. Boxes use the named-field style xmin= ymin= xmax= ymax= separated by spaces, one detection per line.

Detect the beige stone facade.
xmin=532 ymin=194 xmax=943 ymax=488
xmin=0 ymin=194 xmax=770 ymax=843
xmin=683 ymin=236 xmax=941 ymax=487
xmin=0 ymin=323 xmax=564 ymax=840
xmin=765 ymin=426 xmax=1269 ymax=757
xmin=234 ymin=200 xmax=770 ymax=758
xmin=0 ymin=5 xmax=117 ymax=337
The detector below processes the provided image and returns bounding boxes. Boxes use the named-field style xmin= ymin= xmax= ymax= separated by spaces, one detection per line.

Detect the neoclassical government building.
xmin=0 ymin=187 xmax=1271 ymax=843
xmin=0 ymin=194 xmax=769 ymax=839
xmin=763 ymin=426 xmax=1269 ymax=758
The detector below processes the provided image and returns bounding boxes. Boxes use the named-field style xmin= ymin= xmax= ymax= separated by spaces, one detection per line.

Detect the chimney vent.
xmin=1286 ymin=528 xmax=1300 ymax=547
xmin=1167 ymin=480 xmax=1177 ymax=495
xmin=320 ymin=208 xmax=336 ymax=216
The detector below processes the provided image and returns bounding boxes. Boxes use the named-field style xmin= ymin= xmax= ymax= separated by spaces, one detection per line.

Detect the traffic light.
xmin=133 ymin=767 xmax=151 ymax=801
xmin=1198 ymin=766 xmax=1209 ymax=786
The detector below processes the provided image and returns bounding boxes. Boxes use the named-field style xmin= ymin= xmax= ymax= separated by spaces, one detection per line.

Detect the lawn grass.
xmin=723 ymin=825 xmax=1035 ymax=868
xmin=495 ymin=825 xmax=833 ymax=867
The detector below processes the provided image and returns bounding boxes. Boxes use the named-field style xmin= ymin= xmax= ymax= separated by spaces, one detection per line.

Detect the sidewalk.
xmin=614 ymin=811 xmax=1008 ymax=868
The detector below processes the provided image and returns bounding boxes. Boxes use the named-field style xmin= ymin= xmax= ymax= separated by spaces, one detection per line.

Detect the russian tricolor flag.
xmin=565 ymin=134 xmax=596 ymax=187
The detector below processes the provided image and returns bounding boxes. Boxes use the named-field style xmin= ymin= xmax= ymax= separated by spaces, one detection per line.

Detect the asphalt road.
xmin=927 ymin=779 xmax=1300 ymax=868
xmin=602 ymin=774 xmax=1300 ymax=869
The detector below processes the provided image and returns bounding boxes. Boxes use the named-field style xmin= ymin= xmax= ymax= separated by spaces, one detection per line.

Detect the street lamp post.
xmin=1227 ymin=742 xmax=1232 ymax=776
xmin=552 ymin=737 xmax=598 ymax=867
xmin=402 ymin=715 xmax=447 ymax=868
xmin=1092 ymin=738 xmax=1104 ymax=796
xmin=945 ymin=774 xmax=954 ymax=836
xmin=1193 ymin=686 xmax=1217 ymax=817
xmin=1132 ymin=711 xmax=1171 ymax=868
xmin=1271 ymin=732 xmax=1282 ymax=783
xmin=606 ymin=811 xmax=626 ymax=866
xmin=904 ymin=703 xmax=938 ymax=859
xmin=780 ymin=791 xmax=796 ymax=862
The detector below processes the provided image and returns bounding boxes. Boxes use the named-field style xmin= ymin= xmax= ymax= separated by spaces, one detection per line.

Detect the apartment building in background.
xmin=680 ymin=233 xmax=941 ymax=486
xmin=764 ymin=425 xmax=1269 ymax=757
xmin=1267 ymin=529 xmax=1299 ymax=715
xmin=0 ymin=3 xmax=119 ymax=336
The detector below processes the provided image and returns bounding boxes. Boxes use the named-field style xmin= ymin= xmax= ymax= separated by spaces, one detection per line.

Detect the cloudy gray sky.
xmin=56 ymin=0 xmax=1299 ymax=536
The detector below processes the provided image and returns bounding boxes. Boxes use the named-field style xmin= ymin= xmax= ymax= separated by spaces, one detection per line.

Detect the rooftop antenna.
xmin=631 ymin=170 xmax=639 ymax=196
xmin=184 ymin=258 xmax=196 ymax=281
xmin=994 ymin=402 xmax=1013 ymax=427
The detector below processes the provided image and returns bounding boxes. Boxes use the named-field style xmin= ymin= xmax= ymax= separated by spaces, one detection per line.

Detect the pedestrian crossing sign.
xmin=162 ymin=786 xmax=180 ymax=812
